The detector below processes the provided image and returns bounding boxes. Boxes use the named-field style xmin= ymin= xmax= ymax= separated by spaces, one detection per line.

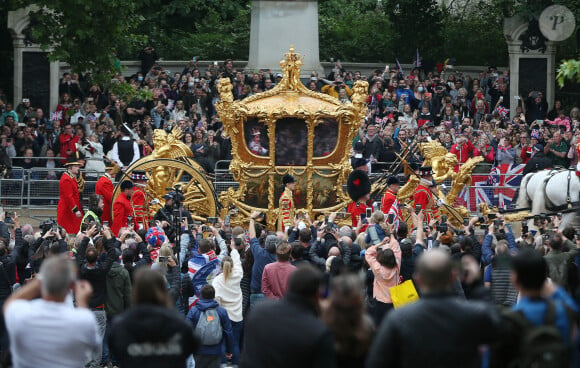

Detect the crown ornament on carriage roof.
xmin=277 ymin=45 xmax=305 ymax=92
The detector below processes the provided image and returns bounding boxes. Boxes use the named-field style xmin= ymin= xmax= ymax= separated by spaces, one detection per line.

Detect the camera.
xmin=206 ymin=217 xmax=218 ymax=225
xmin=437 ymin=222 xmax=448 ymax=233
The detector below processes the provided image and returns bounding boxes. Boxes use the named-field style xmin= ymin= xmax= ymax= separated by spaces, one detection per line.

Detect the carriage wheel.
xmin=111 ymin=158 xmax=218 ymax=225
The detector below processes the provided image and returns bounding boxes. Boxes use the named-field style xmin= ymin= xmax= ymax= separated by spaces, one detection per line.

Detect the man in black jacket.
xmin=76 ymin=224 xmax=116 ymax=368
xmin=366 ymin=249 xmax=499 ymax=368
xmin=523 ymin=144 xmax=552 ymax=175
xmin=240 ymin=265 xmax=335 ymax=368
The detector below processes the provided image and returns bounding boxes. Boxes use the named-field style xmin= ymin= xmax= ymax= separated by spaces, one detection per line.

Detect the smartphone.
xmin=224 ymin=233 xmax=232 ymax=243
xmin=52 ymin=223 xmax=58 ymax=233
xmin=480 ymin=224 xmax=489 ymax=230
xmin=202 ymin=225 xmax=209 ymax=232
xmin=366 ymin=208 xmax=372 ymax=218
xmin=158 ymin=256 xmax=168 ymax=262
xmin=537 ymin=120 xmax=544 ymax=125
xmin=557 ymin=212 xmax=563 ymax=219
xmin=127 ymin=216 xmax=133 ymax=226
xmin=388 ymin=213 xmax=395 ymax=224
xmin=493 ymin=219 xmax=501 ymax=227
xmin=207 ymin=217 xmax=218 ymax=224
xmin=441 ymin=215 xmax=448 ymax=223
xmin=224 ymin=215 xmax=230 ymax=227
xmin=103 ymin=221 xmax=109 ymax=227
xmin=522 ymin=221 xmax=528 ymax=234
xmin=463 ymin=218 xmax=469 ymax=226
xmin=234 ymin=237 xmax=243 ymax=247
xmin=87 ymin=97 xmax=94 ymax=102
xmin=415 ymin=204 xmax=421 ymax=214
xmin=576 ymin=229 xmax=580 ymax=237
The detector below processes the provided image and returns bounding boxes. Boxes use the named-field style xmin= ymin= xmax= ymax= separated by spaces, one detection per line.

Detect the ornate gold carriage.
xmin=214 ymin=47 xmax=368 ymax=229
xmin=113 ymin=47 xmax=368 ymax=230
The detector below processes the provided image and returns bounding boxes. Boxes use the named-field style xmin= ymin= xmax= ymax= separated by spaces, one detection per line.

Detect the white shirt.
xmin=108 ymin=137 xmax=140 ymax=168
xmin=5 ymin=299 xmax=99 ymax=368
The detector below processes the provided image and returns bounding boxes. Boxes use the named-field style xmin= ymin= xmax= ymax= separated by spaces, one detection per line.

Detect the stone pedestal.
xmin=247 ymin=0 xmax=324 ymax=77
xmin=8 ymin=7 xmax=60 ymax=112
xmin=504 ymin=17 xmax=557 ymax=120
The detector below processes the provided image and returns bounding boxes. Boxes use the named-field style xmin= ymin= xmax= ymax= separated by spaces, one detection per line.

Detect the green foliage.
xmin=13 ymin=0 xmax=145 ymax=74
xmin=319 ymin=0 xmax=393 ymax=63
xmin=384 ymin=0 xmax=444 ymax=61
xmin=441 ymin=1 xmax=508 ymax=66
xmin=557 ymin=59 xmax=580 ymax=87
xmin=130 ymin=0 xmax=250 ymax=60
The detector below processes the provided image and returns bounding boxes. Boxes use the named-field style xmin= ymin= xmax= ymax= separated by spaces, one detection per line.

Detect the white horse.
xmin=516 ymin=169 xmax=580 ymax=230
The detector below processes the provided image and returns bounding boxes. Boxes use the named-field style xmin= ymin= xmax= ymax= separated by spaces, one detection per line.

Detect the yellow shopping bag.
xmin=389 ymin=280 xmax=419 ymax=309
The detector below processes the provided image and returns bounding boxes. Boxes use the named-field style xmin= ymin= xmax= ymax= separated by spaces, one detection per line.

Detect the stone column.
xmin=11 ymin=35 xmax=25 ymax=106
xmin=247 ymin=0 xmax=324 ymax=76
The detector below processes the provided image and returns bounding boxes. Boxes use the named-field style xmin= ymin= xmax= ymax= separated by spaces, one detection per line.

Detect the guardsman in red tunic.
xmin=57 ymin=157 xmax=83 ymax=234
xmin=381 ymin=176 xmax=403 ymax=230
xmin=346 ymin=169 xmax=371 ymax=228
xmin=95 ymin=161 xmax=115 ymax=225
xmin=413 ymin=166 xmax=439 ymax=223
xmin=111 ymin=180 xmax=134 ymax=236
xmin=278 ymin=174 xmax=296 ymax=233
xmin=130 ymin=171 xmax=149 ymax=230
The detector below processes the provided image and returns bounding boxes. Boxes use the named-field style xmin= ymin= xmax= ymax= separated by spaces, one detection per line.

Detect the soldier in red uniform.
xmin=381 ymin=176 xmax=403 ymax=230
xmin=278 ymin=174 xmax=296 ymax=233
xmin=57 ymin=157 xmax=83 ymax=234
xmin=95 ymin=161 xmax=115 ymax=225
xmin=130 ymin=171 xmax=148 ymax=230
xmin=111 ymin=180 xmax=134 ymax=236
xmin=346 ymin=169 xmax=371 ymax=228
xmin=413 ymin=166 xmax=440 ymax=223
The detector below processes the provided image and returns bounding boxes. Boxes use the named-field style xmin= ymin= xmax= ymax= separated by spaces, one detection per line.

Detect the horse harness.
xmin=542 ymin=168 xmax=579 ymax=211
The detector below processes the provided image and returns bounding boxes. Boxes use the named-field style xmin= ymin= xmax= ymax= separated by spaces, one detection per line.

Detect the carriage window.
xmin=275 ymin=118 xmax=307 ymax=166
xmin=244 ymin=118 xmax=269 ymax=157
xmin=313 ymin=119 xmax=338 ymax=157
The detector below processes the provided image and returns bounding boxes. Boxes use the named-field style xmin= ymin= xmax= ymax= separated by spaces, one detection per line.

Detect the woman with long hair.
xmin=364 ymin=226 xmax=401 ymax=326
xmin=322 ymin=274 xmax=375 ymax=368
xmin=109 ymin=269 xmax=199 ymax=367
xmin=212 ymin=237 xmax=244 ymax=365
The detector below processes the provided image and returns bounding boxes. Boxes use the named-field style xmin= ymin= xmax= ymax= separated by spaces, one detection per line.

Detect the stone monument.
xmin=503 ymin=5 xmax=576 ymax=119
xmin=246 ymin=0 xmax=324 ymax=77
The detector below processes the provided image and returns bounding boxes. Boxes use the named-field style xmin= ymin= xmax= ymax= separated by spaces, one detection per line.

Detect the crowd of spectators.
xmin=0 ymin=205 xmax=578 ymax=367
xmin=0 ymin=51 xmax=578 ymax=181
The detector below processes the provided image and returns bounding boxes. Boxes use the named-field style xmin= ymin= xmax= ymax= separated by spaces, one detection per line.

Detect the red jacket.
xmin=347 ymin=201 xmax=368 ymax=230
xmin=473 ymin=145 xmax=495 ymax=163
xmin=112 ymin=193 xmax=133 ymax=236
xmin=57 ymin=171 xmax=82 ymax=234
xmin=131 ymin=187 xmax=148 ymax=229
xmin=58 ymin=134 xmax=79 ymax=164
xmin=520 ymin=146 xmax=533 ymax=164
xmin=381 ymin=190 xmax=402 ymax=220
xmin=450 ymin=140 xmax=474 ymax=171
xmin=413 ymin=184 xmax=439 ymax=223
xmin=95 ymin=174 xmax=113 ymax=225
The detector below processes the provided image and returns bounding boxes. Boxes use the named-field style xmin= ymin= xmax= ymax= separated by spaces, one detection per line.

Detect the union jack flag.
xmin=458 ymin=174 xmax=495 ymax=212
xmin=50 ymin=111 xmax=62 ymax=121
xmin=457 ymin=163 xmax=525 ymax=212
xmin=488 ymin=163 xmax=525 ymax=210
xmin=496 ymin=106 xmax=509 ymax=118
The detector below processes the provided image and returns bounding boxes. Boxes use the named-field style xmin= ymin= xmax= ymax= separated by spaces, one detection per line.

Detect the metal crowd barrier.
xmin=0 ymin=163 xmax=524 ymax=218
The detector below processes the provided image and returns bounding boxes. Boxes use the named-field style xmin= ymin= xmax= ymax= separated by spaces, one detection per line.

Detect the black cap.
xmin=387 ymin=176 xmax=400 ymax=186
xmin=163 ymin=191 xmax=176 ymax=200
xmin=351 ymin=157 xmax=369 ymax=170
xmin=353 ymin=141 xmax=364 ymax=152
xmin=120 ymin=180 xmax=134 ymax=191
xmin=282 ymin=174 xmax=295 ymax=185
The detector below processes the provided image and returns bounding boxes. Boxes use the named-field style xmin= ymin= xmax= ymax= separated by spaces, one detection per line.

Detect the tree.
xmin=11 ymin=0 xmax=146 ymax=74
xmin=384 ymin=0 xmax=444 ymax=61
xmin=557 ymin=59 xmax=580 ymax=87
xmin=319 ymin=0 xmax=394 ymax=63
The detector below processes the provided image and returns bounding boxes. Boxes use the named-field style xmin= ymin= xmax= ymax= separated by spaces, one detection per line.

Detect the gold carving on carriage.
xmin=215 ymin=46 xmax=368 ymax=229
